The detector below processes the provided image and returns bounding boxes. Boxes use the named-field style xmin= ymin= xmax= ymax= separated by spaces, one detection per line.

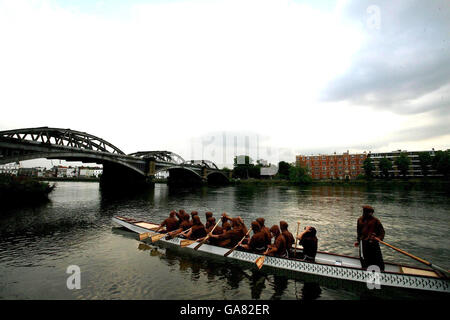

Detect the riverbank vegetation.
xmin=230 ymin=156 xmax=311 ymax=185
xmin=0 ymin=174 xmax=55 ymax=205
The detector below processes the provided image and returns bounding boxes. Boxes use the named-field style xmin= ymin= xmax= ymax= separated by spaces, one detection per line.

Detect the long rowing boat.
xmin=112 ymin=216 xmax=449 ymax=294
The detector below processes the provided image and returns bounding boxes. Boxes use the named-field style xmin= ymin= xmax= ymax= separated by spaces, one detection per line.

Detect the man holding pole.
xmin=354 ymin=205 xmax=385 ymax=271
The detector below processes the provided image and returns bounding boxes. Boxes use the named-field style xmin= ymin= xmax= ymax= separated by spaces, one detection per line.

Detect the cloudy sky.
xmin=1 ymin=0 xmax=449 ymax=168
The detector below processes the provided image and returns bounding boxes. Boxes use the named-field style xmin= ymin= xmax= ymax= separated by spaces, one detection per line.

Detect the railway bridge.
xmin=0 ymin=127 xmax=230 ymax=186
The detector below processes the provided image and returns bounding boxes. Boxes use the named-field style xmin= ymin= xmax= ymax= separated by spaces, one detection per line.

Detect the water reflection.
xmin=300 ymin=282 xmax=322 ymax=300
xmin=134 ymin=239 xmax=325 ymax=300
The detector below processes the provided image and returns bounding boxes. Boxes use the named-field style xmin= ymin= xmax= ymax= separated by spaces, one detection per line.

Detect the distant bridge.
xmin=0 ymin=127 xmax=230 ymax=186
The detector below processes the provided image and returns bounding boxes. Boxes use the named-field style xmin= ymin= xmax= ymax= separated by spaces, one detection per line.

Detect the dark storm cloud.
xmin=320 ymin=0 xmax=450 ymax=115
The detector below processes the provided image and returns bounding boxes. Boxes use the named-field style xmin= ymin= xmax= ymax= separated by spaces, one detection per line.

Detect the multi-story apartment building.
xmin=296 ymin=151 xmax=367 ymax=180
xmin=0 ymin=162 xmax=19 ymax=175
xmin=368 ymin=149 xmax=440 ymax=177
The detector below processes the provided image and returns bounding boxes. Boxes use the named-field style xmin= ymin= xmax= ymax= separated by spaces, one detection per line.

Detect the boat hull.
xmin=112 ymin=216 xmax=449 ymax=294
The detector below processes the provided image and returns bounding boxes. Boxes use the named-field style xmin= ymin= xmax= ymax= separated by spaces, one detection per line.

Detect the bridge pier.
xmin=100 ymin=162 xmax=154 ymax=189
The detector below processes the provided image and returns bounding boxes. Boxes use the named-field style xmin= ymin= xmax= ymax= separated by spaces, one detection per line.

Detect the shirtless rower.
xmin=156 ymin=211 xmax=179 ymax=233
xmin=240 ymin=221 xmax=269 ymax=254
xmin=263 ymin=225 xmax=288 ymax=258
xmin=280 ymin=221 xmax=295 ymax=257
xmin=210 ymin=218 xmax=246 ymax=248
xmin=184 ymin=215 xmax=207 ymax=240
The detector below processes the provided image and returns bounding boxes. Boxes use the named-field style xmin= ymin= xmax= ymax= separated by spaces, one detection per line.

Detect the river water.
xmin=0 ymin=181 xmax=449 ymax=300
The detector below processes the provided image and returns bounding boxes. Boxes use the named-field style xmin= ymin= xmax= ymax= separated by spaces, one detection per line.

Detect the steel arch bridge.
xmin=0 ymin=127 xmax=230 ymax=186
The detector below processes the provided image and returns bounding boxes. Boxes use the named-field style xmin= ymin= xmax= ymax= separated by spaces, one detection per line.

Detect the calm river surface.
xmin=0 ymin=182 xmax=449 ymax=300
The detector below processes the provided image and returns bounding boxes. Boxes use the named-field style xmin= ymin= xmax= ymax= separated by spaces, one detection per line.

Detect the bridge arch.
xmin=156 ymin=166 xmax=204 ymax=185
xmin=0 ymin=127 xmax=125 ymax=154
xmin=129 ymin=151 xmax=185 ymax=165
xmin=154 ymin=165 xmax=201 ymax=178
xmin=206 ymin=171 xmax=230 ymax=184
xmin=0 ymin=151 xmax=146 ymax=176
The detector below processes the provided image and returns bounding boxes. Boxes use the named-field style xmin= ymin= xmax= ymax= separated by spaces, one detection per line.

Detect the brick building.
xmin=296 ymin=151 xmax=367 ymax=180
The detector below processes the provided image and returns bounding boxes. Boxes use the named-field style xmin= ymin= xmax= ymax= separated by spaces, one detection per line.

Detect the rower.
xmin=206 ymin=217 xmax=222 ymax=233
xmin=191 ymin=211 xmax=199 ymax=219
xmin=354 ymin=205 xmax=385 ymax=271
xmin=222 ymin=221 xmax=232 ymax=232
xmin=280 ymin=221 xmax=295 ymax=257
xmin=221 ymin=213 xmax=248 ymax=239
xmin=240 ymin=221 xmax=268 ymax=254
xmin=205 ymin=217 xmax=223 ymax=245
xmin=184 ymin=215 xmax=207 ymax=240
xmin=210 ymin=218 xmax=246 ymax=248
xmin=296 ymin=226 xmax=318 ymax=262
xmin=157 ymin=211 xmax=180 ymax=233
xmin=168 ymin=212 xmax=192 ymax=238
xmin=221 ymin=212 xmax=232 ymax=227
xmin=263 ymin=225 xmax=288 ymax=258
xmin=256 ymin=217 xmax=272 ymax=246
xmin=205 ymin=212 xmax=214 ymax=229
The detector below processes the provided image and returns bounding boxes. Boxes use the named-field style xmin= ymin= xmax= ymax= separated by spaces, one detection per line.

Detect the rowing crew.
xmin=155 ymin=210 xmax=319 ymax=262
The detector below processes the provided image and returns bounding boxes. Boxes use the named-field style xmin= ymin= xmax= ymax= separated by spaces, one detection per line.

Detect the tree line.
xmin=226 ymin=156 xmax=312 ymax=184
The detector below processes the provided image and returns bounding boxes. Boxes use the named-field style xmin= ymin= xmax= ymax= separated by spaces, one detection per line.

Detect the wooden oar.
xmin=152 ymin=227 xmax=192 ymax=243
xmin=150 ymin=233 xmax=167 ymax=242
xmin=255 ymin=254 xmax=266 ymax=270
xmin=166 ymin=228 xmax=184 ymax=239
xmin=294 ymin=221 xmax=300 ymax=258
xmin=139 ymin=231 xmax=158 ymax=241
xmin=374 ymin=237 xmax=450 ymax=278
xmin=224 ymin=229 xmax=251 ymax=257
xmin=139 ymin=226 xmax=163 ymax=240
xmin=180 ymin=239 xmax=197 ymax=247
xmin=194 ymin=220 xmax=221 ymax=250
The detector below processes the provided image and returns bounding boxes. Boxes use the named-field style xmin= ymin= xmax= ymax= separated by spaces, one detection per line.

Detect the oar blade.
xmin=180 ymin=239 xmax=197 ymax=247
xmin=151 ymin=233 xmax=166 ymax=243
xmin=139 ymin=232 xmax=152 ymax=241
xmin=255 ymin=256 xmax=265 ymax=270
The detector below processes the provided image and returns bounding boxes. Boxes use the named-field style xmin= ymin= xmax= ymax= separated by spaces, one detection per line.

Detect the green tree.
xmin=288 ymin=165 xmax=312 ymax=184
xmin=233 ymin=155 xmax=259 ymax=179
xmin=277 ymin=161 xmax=292 ymax=179
xmin=418 ymin=152 xmax=432 ymax=177
xmin=363 ymin=157 xmax=375 ymax=179
xmin=378 ymin=157 xmax=392 ymax=179
xmin=432 ymin=150 xmax=450 ymax=178
xmin=394 ymin=152 xmax=411 ymax=178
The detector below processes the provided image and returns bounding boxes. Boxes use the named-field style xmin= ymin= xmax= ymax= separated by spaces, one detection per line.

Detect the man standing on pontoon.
xmin=354 ymin=205 xmax=385 ymax=271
